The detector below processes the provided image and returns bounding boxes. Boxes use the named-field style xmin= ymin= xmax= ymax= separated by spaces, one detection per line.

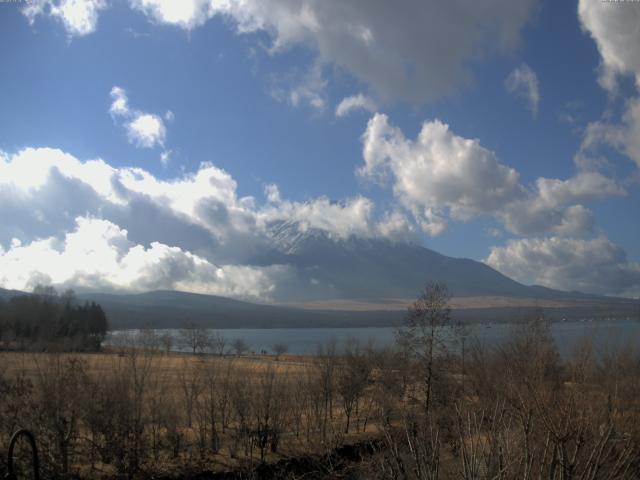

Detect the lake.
xmin=106 ymin=318 xmax=640 ymax=359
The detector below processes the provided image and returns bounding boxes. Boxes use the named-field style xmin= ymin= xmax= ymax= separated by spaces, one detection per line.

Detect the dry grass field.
xmin=0 ymin=347 xmax=385 ymax=478
xmin=2 ymin=313 xmax=640 ymax=479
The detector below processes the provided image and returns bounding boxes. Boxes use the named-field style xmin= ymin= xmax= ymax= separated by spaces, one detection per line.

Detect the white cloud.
xmin=505 ymin=63 xmax=540 ymax=116
xmin=22 ymin=1 xmax=538 ymax=104
xmin=264 ymin=184 xmax=281 ymax=203
xmin=500 ymin=171 xmax=625 ymax=236
xmin=0 ymin=147 xmax=117 ymax=200
xmin=0 ymin=216 xmax=292 ymax=301
xmin=127 ymin=114 xmax=166 ymax=148
xmin=22 ymin=0 xmax=107 ymax=37
xmin=109 ymin=86 xmax=168 ymax=150
xmin=129 ymin=0 xmax=215 ymax=30
xmin=360 ymin=113 xmax=524 ymax=233
xmin=160 ymin=150 xmax=171 ymax=166
xmin=211 ymin=0 xmax=538 ymax=103
xmin=359 ymin=114 xmax=624 ymax=236
xmin=123 ymin=0 xmax=537 ymax=104
xmin=486 ymin=236 xmax=640 ymax=297
xmin=376 ymin=211 xmax=417 ymax=242
xmin=109 ymin=86 xmax=130 ymax=117
xmin=534 ymin=171 xmax=624 ymax=206
xmin=0 ymin=147 xmax=260 ymax=263
xmin=0 ymin=146 xmax=431 ymax=299
xmin=579 ymin=97 xmax=640 ymax=169
xmin=259 ymin=194 xmax=411 ymax=241
xmin=501 ymin=203 xmax=594 ymax=237
xmin=335 ymin=94 xmax=378 ymax=118
xmin=578 ymin=0 xmax=640 ymax=92
xmin=270 ymin=61 xmax=327 ymax=111
xmin=0 ymin=147 xmax=411 ymax=278
xmin=0 ymin=145 xmax=634 ymax=298
xmin=577 ymin=1 xmax=640 ymax=174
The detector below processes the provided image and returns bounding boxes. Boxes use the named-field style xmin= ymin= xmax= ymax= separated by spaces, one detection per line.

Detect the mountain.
xmin=255 ymin=220 xmax=592 ymax=302
xmin=0 ymin=288 xmax=25 ymax=302
xmin=0 ymin=285 xmax=637 ymax=330
xmin=1 ymin=222 xmax=638 ymax=329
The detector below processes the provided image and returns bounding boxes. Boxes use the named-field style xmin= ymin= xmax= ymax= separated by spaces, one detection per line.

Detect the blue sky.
xmin=1 ymin=0 xmax=639 ymax=300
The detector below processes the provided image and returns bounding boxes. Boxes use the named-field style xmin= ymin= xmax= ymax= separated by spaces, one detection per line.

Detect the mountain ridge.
xmin=256 ymin=221 xmax=599 ymax=301
xmin=1 ymin=224 xmax=637 ymax=328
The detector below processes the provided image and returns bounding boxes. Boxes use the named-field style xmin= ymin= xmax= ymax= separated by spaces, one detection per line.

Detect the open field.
xmin=288 ymin=295 xmax=640 ymax=311
xmin=3 ymin=314 xmax=640 ymax=479
xmin=0 ymin=348 xmax=386 ymax=478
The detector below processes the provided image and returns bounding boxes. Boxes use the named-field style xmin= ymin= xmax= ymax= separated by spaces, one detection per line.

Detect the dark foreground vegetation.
xmin=1 ymin=283 xmax=639 ymax=479
xmin=0 ymin=286 xmax=108 ymax=352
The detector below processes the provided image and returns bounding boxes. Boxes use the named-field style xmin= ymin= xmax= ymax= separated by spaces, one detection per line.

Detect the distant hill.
xmin=78 ymin=290 xmax=404 ymax=329
xmin=1 ymin=287 xmax=637 ymax=330
xmin=0 ymin=288 xmax=24 ymax=301
xmin=0 ymin=222 xmax=638 ymax=328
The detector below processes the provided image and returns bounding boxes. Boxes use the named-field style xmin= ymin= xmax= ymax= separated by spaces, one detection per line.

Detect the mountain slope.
xmin=1 ymin=222 xmax=637 ymax=329
xmin=77 ymin=290 xmax=403 ymax=329
xmin=256 ymin=221 xmax=591 ymax=301
xmin=1 ymin=287 xmax=637 ymax=330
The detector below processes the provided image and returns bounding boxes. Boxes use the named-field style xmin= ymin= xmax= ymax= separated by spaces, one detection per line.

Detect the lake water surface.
xmin=107 ymin=318 xmax=640 ymax=358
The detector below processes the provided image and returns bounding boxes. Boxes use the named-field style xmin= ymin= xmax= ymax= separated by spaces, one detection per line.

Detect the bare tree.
xmin=178 ymin=358 xmax=202 ymax=428
xmin=159 ymin=332 xmax=173 ymax=354
xmin=336 ymin=339 xmax=372 ymax=433
xmin=33 ymin=355 xmax=84 ymax=475
xmin=210 ymin=331 xmax=227 ymax=356
xmin=396 ymin=282 xmax=451 ymax=417
xmin=199 ymin=357 xmax=221 ymax=454
xmin=272 ymin=342 xmax=288 ymax=359
xmin=250 ymin=366 xmax=289 ymax=460
xmin=138 ymin=326 xmax=160 ymax=352
xmin=179 ymin=321 xmax=211 ymax=355
xmin=316 ymin=340 xmax=338 ymax=443
xmin=231 ymin=338 xmax=249 ymax=356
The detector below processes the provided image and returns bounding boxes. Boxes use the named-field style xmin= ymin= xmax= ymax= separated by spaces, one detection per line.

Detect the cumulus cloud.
xmin=109 ymin=86 xmax=130 ymax=117
xmin=0 ymin=147 xmax=260 ymax=263
xmin=505 ymin=63 xmax=540 ymax=116
xmin=335 ymin=94 xmax=378 ymax=118
xmin=359 ymin=114 xmax=624 ymax=236
xmin=500 ymin=171 xmax=625 ymax=236
xmin=26 ymin=1 xmax=537 ymax=104
xmin=109 ymin=86 xmax=167 ymax=149
xmin=534 ymin=171 xmax=623 ymax=206
xmin=126 ymin=114 xmax=166 ymax=148
xmin=22 ymin=0 xmax=107 ymax=37
xmin=21 ymin=0 xmax=540 ymax=107
xmin=360 ymin=114 xmax=525 ymax=220
xmin=259 ymin=194 xmax=413 ymax=241
xmin=578 ymin=0 xmax=640 ymax=92
xmin=0 ymin=216 xmax=292 ymax=301
xmin=359 ymin=114 xmax=517 ymax=235
xmin=218 ymin=0 xmax=539 ymax=103
xmin=264 ymin=184 xmax=281 ymax=204
xmin=0 ymin=147 xmax=415 ymax=296
xmin=282 ymin=62 xmax=328 ymax=111
xmin=486 ymin=236 xmax=640 ymax=297
xmin=578 ymin=97 xmax=640 ymax=170
xmin=129 ymin=0 xmax=216 ymax=30
xmin=576 ymin=1 xmax=640 ymax=176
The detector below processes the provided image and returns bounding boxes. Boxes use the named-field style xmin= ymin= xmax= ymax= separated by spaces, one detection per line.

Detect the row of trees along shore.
xmin=129 ymin=321 xmax=290 ymax=357
xmin=0 ymin=283 xmax=639 ymax=479
xmin=0 ymin=285 xmax=108 ymax=351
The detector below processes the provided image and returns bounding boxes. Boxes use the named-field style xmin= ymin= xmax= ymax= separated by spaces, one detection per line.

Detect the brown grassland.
xmin=1 ymin=286 xmax=640 ymax=479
